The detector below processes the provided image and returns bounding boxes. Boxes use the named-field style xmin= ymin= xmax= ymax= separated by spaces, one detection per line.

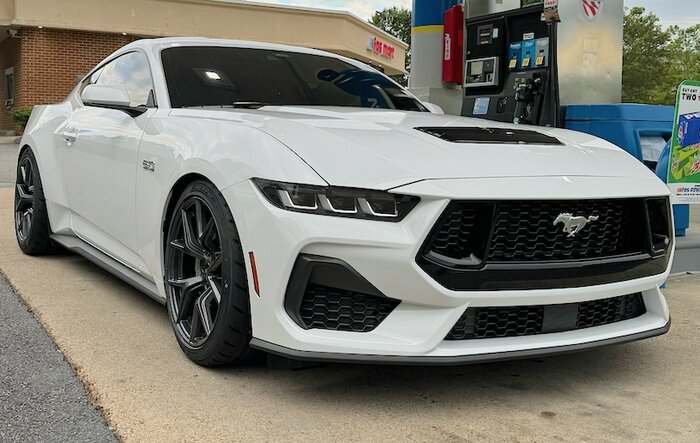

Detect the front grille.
xmin=299 ymin=285 xmax=399 ymax=332
xmin=426 ymin=203 xmax=493 ymax=266
xmin=417 ymin=198 xmax=672 ymax=291
xmin=422 ymin=199 xmax=650 ymax=266
xmin=446 ymin=293 xmax=646 ymax=340
xmin=488 ymin=200 xmax=647 ymax=262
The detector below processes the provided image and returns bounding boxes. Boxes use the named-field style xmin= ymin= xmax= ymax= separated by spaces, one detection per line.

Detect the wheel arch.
xmin=161 ymin=172 xmax=212 ymax=246
xmin=18 ymin=143 xmax=32 ymax=156
xmin=16 ymin=144 xmax=38 ymax=176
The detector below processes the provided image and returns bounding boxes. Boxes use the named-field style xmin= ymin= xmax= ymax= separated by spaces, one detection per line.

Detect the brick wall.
xmin=0 ymin=28 xmax=140 ymax=131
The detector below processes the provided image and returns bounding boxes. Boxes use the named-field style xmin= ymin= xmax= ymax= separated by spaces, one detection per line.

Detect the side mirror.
xmin=81 ymin=84 xmax=148 ymax=117
xmin=81 ymin=84 xmax=131 ymax=107
xmin=423 ymin=102 xmax=445 ymax=114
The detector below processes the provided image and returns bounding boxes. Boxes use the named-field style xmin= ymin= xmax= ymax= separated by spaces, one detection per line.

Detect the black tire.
xmin=164 ymin=180 xmax=252 ymax=366
xmin=14 ymin=148 xmax=54 ymax=255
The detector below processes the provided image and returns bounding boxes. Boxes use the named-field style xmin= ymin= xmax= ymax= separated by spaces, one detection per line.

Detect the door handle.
xmin=61 ymin=129 xmax=77 ymax=145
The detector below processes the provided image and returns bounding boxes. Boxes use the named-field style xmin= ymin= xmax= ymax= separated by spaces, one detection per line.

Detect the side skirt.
xmin=50 ymin=234 xmax=165 ymax=305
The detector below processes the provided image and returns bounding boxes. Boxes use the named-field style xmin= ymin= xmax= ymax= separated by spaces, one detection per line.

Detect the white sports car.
xmin=16 ymin=38 xmax=673 ymax=366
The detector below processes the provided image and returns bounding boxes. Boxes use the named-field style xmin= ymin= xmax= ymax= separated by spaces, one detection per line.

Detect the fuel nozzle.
xmin=513 ymin=75 xmax=542 ymax=125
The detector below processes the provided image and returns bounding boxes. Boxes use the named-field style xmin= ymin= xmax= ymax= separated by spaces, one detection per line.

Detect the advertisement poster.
xmin=668 ymin=80 xmax=700 ymax=204
xmin=543 ymin=0 xmax=561 ymax=23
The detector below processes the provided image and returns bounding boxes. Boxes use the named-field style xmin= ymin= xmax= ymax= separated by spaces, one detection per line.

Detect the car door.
xmin=58 ymin=51 xmax=157 ymax=269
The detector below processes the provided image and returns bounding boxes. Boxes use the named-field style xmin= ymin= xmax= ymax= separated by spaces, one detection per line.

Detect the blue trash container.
xmin=563 ymin=104 xmax=674 ymax=165
xmin=656 ymin=141 xmax=691 ymax=237
xmin=563 ymin=103 xmax=690 ymax=236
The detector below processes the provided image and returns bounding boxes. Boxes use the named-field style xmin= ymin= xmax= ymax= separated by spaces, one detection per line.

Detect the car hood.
xmin=173 ymin=106 xmax=660 ymax=189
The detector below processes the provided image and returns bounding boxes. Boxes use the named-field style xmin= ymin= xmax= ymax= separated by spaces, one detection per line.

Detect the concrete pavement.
xmin=0 ymin=143 xmax=18 ymax=186
xmin=0 ymin=186 xmax=699 ymax=442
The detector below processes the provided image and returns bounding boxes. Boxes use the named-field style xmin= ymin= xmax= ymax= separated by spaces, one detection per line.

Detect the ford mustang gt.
xmin=15 ymin=38 xmax=673 ymax=366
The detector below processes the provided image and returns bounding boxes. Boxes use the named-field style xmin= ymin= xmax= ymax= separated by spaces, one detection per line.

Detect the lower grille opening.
xmin=446 ymin=293 xmax=646 ymax=340
xmin=285 ymin=255 xmax=400 ymax=332
xmin=299 ymin=284 xmax=399 ymax=332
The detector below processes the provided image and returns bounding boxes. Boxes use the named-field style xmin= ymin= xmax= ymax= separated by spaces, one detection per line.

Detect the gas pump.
xmin=461 ymin=4 xmax=558 ymax=126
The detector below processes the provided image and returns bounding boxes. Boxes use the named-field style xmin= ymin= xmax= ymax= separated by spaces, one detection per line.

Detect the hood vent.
xmin=415 ymin=127 xmax=563 ymax=145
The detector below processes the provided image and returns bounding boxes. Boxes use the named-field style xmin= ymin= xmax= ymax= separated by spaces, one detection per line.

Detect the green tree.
xmin=661 ymin=25 xmax=700 ymax=104
xmin=370 ymin=7 xmax=411 ymax=85
xmin=622 ymin=7 xmax=670 ymax=104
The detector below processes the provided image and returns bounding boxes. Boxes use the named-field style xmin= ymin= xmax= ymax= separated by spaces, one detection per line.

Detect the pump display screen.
xmin=465 ymin=57 xmax=499 ymax=88
xmin=469 ymin=61 xmax=484 ymax=76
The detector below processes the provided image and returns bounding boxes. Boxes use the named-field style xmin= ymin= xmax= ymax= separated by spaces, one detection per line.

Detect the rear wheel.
xmin=14 ymin=148 xmax=54 ymax=255
xmin=164 ymin=180 xmax=252 ymax=366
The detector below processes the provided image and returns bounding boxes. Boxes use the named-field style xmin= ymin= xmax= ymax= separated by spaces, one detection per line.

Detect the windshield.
xmin=161 ymin=46 xmax=427 ymax=112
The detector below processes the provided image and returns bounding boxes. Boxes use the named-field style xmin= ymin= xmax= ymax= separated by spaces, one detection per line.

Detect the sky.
xmin=252 ymin=0 xmax=699 ymax=28
xmin=626 ymin=0 xmax=699 ymax=28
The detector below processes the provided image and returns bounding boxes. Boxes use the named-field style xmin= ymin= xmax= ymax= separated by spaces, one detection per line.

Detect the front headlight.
xmin=253 ymin=178 xmax=420 ymax=222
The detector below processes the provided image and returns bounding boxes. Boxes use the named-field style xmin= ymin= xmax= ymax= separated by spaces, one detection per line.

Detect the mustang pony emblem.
xmin=553 ymin=213 xmax=599 ymax=237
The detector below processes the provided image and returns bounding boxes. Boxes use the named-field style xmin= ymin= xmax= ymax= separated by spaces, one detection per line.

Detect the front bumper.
xmin=223 ymin=176 xmax=673 ymax=363
xmin=250 ymin=320 xmax=671 ymax=365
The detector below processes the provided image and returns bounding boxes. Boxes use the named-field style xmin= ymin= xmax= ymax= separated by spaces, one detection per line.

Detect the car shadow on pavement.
xmin=217 ymin=333 xmax=661 ymax=420
xmin=245 ymin=343 xmax=650 ymax=393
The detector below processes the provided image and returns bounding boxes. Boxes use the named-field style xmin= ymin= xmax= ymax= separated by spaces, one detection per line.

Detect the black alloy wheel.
xmin=15 ymin=155 xmax=35 ymax=243
xmin=164 ymin=180 xmax=252 ymax=366
xmin=166 ymin=196 xmax=224 ymax=346
xmin=14 ymin=148 xmax=54 ymax=255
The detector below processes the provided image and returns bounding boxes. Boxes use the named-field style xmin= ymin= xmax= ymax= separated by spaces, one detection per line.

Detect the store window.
xmin=5 ymin=67 xmax=15 ymax=107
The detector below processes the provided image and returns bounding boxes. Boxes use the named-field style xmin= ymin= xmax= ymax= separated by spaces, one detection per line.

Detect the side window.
xmin=95 ymin=52 xmax=155 ymax=107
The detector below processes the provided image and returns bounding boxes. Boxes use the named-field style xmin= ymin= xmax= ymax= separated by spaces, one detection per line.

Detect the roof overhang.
xmin=0 ymin=0 xmax=408 ymax=75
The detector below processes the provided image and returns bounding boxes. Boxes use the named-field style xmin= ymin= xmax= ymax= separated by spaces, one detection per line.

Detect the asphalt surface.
xmin=0 ymin=186 xmax=699 ymax=442
xmin=0 ymin=273 xmax=117 ymax=442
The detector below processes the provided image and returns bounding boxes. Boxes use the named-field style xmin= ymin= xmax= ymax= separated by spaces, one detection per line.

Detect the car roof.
xmin=121 ymin=37 xmax=351 ymax=61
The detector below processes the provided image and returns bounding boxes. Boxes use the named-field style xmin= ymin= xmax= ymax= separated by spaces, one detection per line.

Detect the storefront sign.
xmin=367 ymin=36 xmax=395 ymax=59
xmin=668 ymin=80 xmax=700 ymax=204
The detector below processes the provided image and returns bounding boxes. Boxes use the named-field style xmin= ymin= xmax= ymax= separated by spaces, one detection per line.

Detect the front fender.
xmin=135 ymin=113 xmax=326 ymax=294
xmin=19 ymin=102 xmax=74 ymax=234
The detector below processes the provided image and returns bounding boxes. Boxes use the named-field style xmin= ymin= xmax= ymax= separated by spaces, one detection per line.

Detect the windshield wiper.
xmin=182 ymin=102 xmax=271 ymax=109
xmin=230 ymin=101 xmax=270 ymax=109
